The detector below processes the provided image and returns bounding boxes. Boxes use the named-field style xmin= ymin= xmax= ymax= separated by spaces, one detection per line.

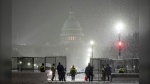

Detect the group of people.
xmin=39 ymin=62 xmax=79 ymax=81
xmin=40 ymin=62 xmax=66 ymax=81
xmin=56 ymin=62 xmax=66 ymax=81
xmin=40 ymin=63 xmax=94 ymax=82
xmin=84 ymin=63 xmax=94 ymax=82
xmin=101 ymin=64 xmax=112 ymax=81
xmin=40 ymin=62 xmax=124 ymax=82
xmin=101 ymin=64 xmax=125 ymax=81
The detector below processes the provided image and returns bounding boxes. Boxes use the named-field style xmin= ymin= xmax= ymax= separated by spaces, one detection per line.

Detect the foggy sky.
xmin=12 ymin=0 xmax=139 ymax=47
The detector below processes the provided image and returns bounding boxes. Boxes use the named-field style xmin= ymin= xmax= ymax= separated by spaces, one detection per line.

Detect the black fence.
xmin=90 ymin=58 xmax=139 ymax=81
xmin=12 ymin=56 xmax=66 ymax=72
xmin=90 ymin=58 xmax=112 ymax=81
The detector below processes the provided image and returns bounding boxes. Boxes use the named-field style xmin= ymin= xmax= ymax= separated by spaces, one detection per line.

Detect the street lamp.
xmin=90 ymin=41 xmax=94 ymax=66
xmin=90 ymin=41 xmax=94 ymax=45
xmin=116 ymin=22 xmax=123 ymax=33
xmin=116 ymin=23 xmax=124 ymax=59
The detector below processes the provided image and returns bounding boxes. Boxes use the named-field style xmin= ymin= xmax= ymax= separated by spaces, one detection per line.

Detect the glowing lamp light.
xmin=27 ymin=63 xmax=31 ymax=66
xmin=34 ymin=64 xmax=36 ymax=66
xmin=116 ymin=22 xmax=124 ymax=33
xmin=119 ymin=42 xmax=122 ymax=46
xmin=90 ymin=41 xmax=94 ymax=45
xmin=19 ymin=61 xmax=22 ymax=64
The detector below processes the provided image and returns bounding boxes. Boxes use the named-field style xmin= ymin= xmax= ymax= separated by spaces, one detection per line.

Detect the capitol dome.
xmin=62 ymin=12 xmax=82 ymax=30
xmin=60 ymin=12 xmax=84 ymax=45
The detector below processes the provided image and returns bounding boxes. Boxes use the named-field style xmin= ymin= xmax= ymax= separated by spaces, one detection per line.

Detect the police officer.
xmin=101 ymin=64 xmax=106 ymax=81
xmin=70 ymin=65 xmax=77 ymax=81
xmin=119 ymin=66 xmax=125 ymax=73
xmin=51 ymin=64 xmax=56 ymax=81
xmin=40 ymin=63 xmax=45 ymax=72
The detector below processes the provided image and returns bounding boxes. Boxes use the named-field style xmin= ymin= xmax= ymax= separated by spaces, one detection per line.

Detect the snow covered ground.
xmin=47 ymin=74 xmax=139 ymax=84
xmin=12 ymin=71 xmax=139 ymax=84
xmin=46 ymin=81 xmax=139 ymax=84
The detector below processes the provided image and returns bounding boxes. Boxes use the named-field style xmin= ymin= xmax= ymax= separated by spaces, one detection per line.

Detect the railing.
xmin=12 ymin=56 xmax=66 ymax=72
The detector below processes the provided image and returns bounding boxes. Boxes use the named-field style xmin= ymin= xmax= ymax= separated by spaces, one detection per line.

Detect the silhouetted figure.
xmin=62 ymin=67 xmax=66 ymax=81
xmin=85 ymin=63 xmax=94 ymax=82
xmin=135 ymin=67 xmax=139 ymax=73
xmin=51 ymin=64 xmax=56 ymax=81
xmin=40 ymin=63 xmax=45 ymax=72
xmin=57 ymin=62 xmax=64 ymax=81
xmin=105 ymin=64 xmax=111 ymax=81
xmin=85 ymin=66 xmax=89 ymax=81
xmin=70 ymin=65 xmax=77 ymax=81
xmin=101 ymin=64 xmax=106 ymax=81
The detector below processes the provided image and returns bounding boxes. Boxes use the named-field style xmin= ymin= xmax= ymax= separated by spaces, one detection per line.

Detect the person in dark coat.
xmin=85 ymin=63 xmax=94 ymax=82
xmin=85 ymin=66 xmax=89 ymax=81
xmin=105 ymin=64 xmax=111 ymax=81
xmin=57 ymin=62 xmax=64 ymax=81
xmin=62 ymin=67 xmax=66 ymax=81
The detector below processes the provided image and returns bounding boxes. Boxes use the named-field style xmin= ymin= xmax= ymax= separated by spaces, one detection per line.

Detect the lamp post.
xmin=118 ymin=32 xmax=121 ymax=57
xmin=87 ymin=53 xmax=91 ymax=65
xmin=88 ymin=48 xmax=92 ymax=64
xmin=90 ymin=41 xmax=94 ymax=66
xmin=116 ymin=23 xmax=123 ymax=59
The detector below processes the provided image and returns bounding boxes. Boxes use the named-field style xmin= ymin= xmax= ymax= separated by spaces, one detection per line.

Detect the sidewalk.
xmin=46 ymin=81 xmax=139 ymax=84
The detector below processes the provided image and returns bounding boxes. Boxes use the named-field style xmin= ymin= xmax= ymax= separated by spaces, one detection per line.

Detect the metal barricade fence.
xmin=12 ymin=56 xmax=66 ymax=72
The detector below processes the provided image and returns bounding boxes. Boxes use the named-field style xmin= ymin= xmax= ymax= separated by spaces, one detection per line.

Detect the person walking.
xmin=70 ymin=65 xmax=77 ymax=81
xmin=57 ymin=62 xmax=64 ymax=81
xmin=86 ymin=63 xmax=94 ymax=82
xmin=105 ymin=64 xmax=111 ymax=81
xmin=51 ymin=63 xmax=56 ymax=81
xmin=101 ymin=64 xmax=106 ymax=81
xmin=40 ymin=63 xmax=45 ymax=72
xmin=85 ymin=65 xmax=89 ymax=81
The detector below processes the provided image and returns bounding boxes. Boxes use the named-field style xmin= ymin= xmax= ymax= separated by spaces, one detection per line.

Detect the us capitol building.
xmin=12 ymin=11 xmax=89 ymax=70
